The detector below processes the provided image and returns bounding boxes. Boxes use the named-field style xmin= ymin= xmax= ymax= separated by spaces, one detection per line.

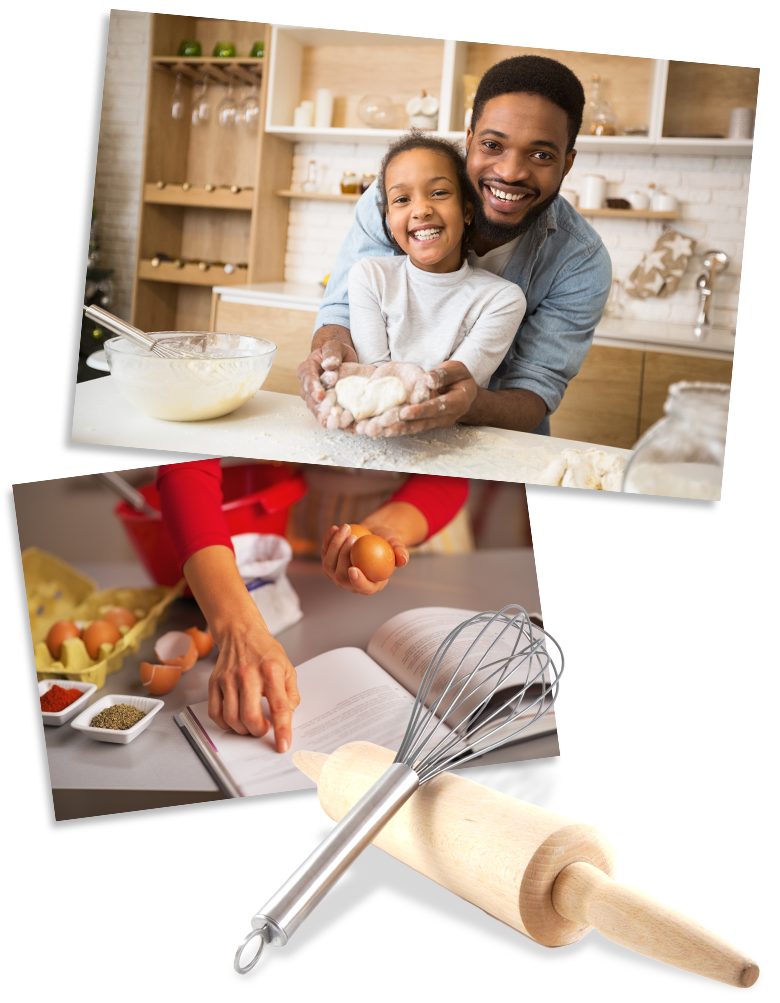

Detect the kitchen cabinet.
xmin=210 ymin=286 xmax=319 ymax=396
xmin=131 ymin=14 xmax=291 ymax=334
xmin=639 ymin=351 xmax=733 ymax=437
xmin=549 ymin=346 xmax=645 ymax=449
xmin=550 ymin=344 xmax=733 ymax=449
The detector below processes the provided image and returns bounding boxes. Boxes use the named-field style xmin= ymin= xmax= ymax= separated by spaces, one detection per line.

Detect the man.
xmin=297 ymin=54 xmax=612 ymax=436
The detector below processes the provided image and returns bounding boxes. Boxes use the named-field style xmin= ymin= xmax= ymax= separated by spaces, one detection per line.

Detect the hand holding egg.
xmin=321 ymin=523 xmax=407 ymax=595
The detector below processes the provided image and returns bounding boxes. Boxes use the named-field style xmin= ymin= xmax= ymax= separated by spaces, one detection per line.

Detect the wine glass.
xmin=239 ymin=82 xmax=260 ymax=130
xmin=192 ymin=74 xmax=211 ymax=126
xmin=217 ymin=75 xmax=237 ymax=128
xmin=171 ymin=74 xmax=185 ymax=120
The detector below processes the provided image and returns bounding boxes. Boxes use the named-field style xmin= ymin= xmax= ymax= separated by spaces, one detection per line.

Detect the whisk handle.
xmin=84 ymin=304 xmax=157 ymax=352
xmin=552 ymin=862 xmax=759 ymax=988
xmin=247 ymin=764 xmax=419 ymax=950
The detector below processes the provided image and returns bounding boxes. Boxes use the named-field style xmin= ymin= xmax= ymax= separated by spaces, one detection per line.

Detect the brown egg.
xmin=155 ymin=631 xmax=198 ymax=671
xmin=351 ymin=534 xmax=396 ymax=583
xmin=348 ymin=524 xmax=371 ymax=540
xmin=82 ymin=620 xmax=122 ymax=660
xmin=139 ymin=661 xmax=181 ymax=695
xmin=46 ymin=620 xmax=81 ymax=659
xmin=185 ymin=626 xmax=214 ymax=658
xmin=101 ymin=606 xmax=137 ymax=630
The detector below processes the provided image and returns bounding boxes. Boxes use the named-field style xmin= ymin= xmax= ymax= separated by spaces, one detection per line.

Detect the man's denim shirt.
xmin=314 ymin=185 xmax=612 ymax=415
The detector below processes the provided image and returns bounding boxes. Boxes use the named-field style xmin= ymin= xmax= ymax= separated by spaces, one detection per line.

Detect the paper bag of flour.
xmin=231 ymin=533 xmax=303 ymax=635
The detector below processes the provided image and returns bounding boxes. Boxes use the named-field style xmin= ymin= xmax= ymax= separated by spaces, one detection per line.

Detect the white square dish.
xmin=70 ymin=693 xmax=164 ymax=744
xmin=39 ymin=680 xmax=98 ymax=726
xmin=12 ymin=682 xmax=29 ymax=730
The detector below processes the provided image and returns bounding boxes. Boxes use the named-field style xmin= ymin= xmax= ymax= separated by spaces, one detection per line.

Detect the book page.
xmin=185 ymin=648 xmax=416 ymax=798
xmin=367 ymin=607 xmax=556 ymax=750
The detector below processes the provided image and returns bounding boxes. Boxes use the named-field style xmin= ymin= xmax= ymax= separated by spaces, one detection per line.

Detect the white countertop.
xmin=72 ymin=378 xmax=631 ymax=485
xmin=593 ymin=316 xmax=735 ymax=359
xmin=213 ymin=283 xmax=735 ymax=359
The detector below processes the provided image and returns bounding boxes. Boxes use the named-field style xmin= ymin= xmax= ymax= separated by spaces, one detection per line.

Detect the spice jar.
xmin=622 ymin=382 xmax=729 ymax=500
xmin=360 ymin=173 xmax=376 ymax=195
xmin=340 ymin=172 xmax=359 ymax=195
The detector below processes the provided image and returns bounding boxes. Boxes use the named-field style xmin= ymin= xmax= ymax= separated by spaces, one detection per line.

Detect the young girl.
xmin=319 ymin=134 xmax=527 ymax=436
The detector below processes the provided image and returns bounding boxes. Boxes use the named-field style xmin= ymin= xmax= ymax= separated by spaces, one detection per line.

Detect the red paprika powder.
xmin=41 ymin=685 xmax=83 ymax=713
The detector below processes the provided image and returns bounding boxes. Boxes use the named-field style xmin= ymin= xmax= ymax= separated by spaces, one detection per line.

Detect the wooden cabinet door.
xmin=639 ymin=352 xmax=733 ymax=437
xmin=213 ymin=299 xmax=317 ymax=396
xmin=549 ymin=344 xmax=644 ymax=449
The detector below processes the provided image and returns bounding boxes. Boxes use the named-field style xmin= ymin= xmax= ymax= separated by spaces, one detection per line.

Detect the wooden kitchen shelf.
xmin=138 ymin=259 xmax=249 ymax=286
xmin=144 ymin=183 xmax=254 ymax=209
xmin=152 ymin=56 xmax=263 ymax=86
xmin=577 ymin=208 xmax=680 ymax=220
xmin=275 ymin=189 xmax=361 ymax=202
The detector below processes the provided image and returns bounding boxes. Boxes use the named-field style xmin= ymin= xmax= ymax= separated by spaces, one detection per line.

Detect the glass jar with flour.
xmin=622 ymin=382 xmax=729 ymax=500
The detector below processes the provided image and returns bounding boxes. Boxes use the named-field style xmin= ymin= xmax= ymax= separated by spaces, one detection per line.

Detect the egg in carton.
xmin=24 ymin=548 xmax=184 ymax=690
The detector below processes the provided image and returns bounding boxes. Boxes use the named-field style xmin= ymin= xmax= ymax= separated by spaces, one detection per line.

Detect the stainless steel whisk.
xmin=234 ymin=605 xmax=563 ymax=973
xmin=83 ymin=304 xmax=192 ymax=359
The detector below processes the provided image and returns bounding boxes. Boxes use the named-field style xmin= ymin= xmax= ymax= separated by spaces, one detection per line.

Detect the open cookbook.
xmin=175 ymin=607 xmax=558 ymax=798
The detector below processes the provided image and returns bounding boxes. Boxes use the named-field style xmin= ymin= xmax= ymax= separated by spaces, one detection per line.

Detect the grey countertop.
xmin=44 ymin=549 xmax=545 ymax=794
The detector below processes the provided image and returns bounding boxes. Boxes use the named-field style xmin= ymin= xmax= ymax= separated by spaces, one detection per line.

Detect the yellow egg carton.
xmin=23 ymin=547 xmax=185 ymax=690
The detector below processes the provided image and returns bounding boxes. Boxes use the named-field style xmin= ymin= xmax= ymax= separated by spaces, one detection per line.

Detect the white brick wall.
xmin=92 ymin=10 xmax=150 ymax=321
xmin=285 ymin=143 xmax=751 ymax=331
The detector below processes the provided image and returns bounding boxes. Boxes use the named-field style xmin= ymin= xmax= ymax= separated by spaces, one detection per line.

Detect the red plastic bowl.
xmin=115 ymin=464 xmax=307 ymax=585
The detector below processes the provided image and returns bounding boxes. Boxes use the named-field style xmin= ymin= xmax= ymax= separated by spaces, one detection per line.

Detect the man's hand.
xmin=296 ymin=325 xmax=357 ymax=423
xmin=321 ymin=523 xmax=408 ymax=595
xmin=370 ymin=360 xmax=478 ymax=437
xmin=207 ymin=620 xmax=300 ymax=751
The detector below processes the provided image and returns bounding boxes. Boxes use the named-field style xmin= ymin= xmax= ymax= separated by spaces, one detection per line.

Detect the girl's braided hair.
xmin=376 ymin=131 xmax=473 ymax=260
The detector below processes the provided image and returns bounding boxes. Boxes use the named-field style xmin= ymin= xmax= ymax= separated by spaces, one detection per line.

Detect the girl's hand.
xmin=207 ymin=616 xmax=300 ymax=752
xmin=321 ymin=523 xmax=408 ymax=595
xmin=379 ymin=360 xmax=478 ymax=436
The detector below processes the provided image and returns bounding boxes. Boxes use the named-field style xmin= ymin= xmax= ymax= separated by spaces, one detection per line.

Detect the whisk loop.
xmin=235 ymin=605 xmax=562 ymax=972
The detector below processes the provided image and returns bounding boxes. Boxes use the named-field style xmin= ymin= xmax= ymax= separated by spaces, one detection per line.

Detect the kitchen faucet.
xmin=693 ymin=249 xmax=730 ymax=339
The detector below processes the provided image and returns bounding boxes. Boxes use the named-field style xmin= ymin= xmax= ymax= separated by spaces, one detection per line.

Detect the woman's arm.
xmin=321 ymin=475 xmax=469 ymax=595
xmin=157 ymin=461 xmax=299 ymax=750
xmin=183 ymin=545 xmax=299 ymax=752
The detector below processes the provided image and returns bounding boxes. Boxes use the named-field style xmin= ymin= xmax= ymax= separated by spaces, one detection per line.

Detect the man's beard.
xmin=465 ymin=174 xmax=564 ymax=244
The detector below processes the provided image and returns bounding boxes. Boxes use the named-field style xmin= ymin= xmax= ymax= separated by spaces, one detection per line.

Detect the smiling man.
xmin=297 ymin=55 xmax=612 ymax=436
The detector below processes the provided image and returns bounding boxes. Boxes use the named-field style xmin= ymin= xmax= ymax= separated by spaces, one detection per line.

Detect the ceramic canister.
xmin=579 ymin=174 xmax=606 ymax=209
xmin=651 ymin=191 xmax=679 ymax=212
xmin=628 ymin=191 xmax=650 ymax=210
xmin=559 ymin=189 xmax=579 ymax=207
xmin=314 ymin=89 xmax=334 ymax=128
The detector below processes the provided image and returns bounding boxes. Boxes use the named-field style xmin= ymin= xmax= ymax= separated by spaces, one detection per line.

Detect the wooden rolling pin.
xmin=293 ymin=742 xmax=758 ymax=988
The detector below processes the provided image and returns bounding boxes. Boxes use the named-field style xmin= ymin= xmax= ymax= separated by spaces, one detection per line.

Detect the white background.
xmin=7 ymin=517 xmax=769 ymax=994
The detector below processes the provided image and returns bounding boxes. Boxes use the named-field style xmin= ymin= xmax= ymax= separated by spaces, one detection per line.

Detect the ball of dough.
xmin=335 ymin=375 xmax=407 ymax=421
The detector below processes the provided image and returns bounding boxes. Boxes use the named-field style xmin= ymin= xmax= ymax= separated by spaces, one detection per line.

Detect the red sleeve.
xmin=388 ymin=475 xmax=469 ymax=539
xmin=156 ymin=459 xmax=234 ymax=569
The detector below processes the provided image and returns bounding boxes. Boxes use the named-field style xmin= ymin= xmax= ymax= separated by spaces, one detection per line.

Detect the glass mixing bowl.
xmin=104 ymin=333 xmax=277 ymax=421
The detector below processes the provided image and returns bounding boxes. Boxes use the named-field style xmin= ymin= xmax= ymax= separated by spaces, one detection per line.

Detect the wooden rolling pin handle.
xmin=551 ymin=861 xmax=759 ymax=988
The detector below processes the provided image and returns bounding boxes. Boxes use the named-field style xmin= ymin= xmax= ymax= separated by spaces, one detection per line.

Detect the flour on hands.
xmin=317 ymin=361 xmax=432 ymax=434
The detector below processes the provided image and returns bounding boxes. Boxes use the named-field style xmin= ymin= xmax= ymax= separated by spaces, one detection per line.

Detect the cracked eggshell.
xmin=140 ymin=661 xmax=182 ymax=695
xmin=185 ymin=626 xmax=214 ymax=658
xmin=155 ymin=631 xmax=198 ymax=671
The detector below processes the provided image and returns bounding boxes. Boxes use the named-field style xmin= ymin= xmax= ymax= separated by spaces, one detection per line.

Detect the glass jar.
xmin=360 ymin=173 xmax=376 ymax=194
xmin=622 ymin=382 xmax=730 ymax=500
xmin=586 ymin=75 xmax=617 ymax=136
xmin=340 ymin=172 xmax=358 ymax=195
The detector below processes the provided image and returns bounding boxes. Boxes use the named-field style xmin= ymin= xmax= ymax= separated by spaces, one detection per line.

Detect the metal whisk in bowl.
xmin=234 ymin=605 xmax=562 ymax=973
xmin=83 ymin=304 xmax=195 ymax=359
